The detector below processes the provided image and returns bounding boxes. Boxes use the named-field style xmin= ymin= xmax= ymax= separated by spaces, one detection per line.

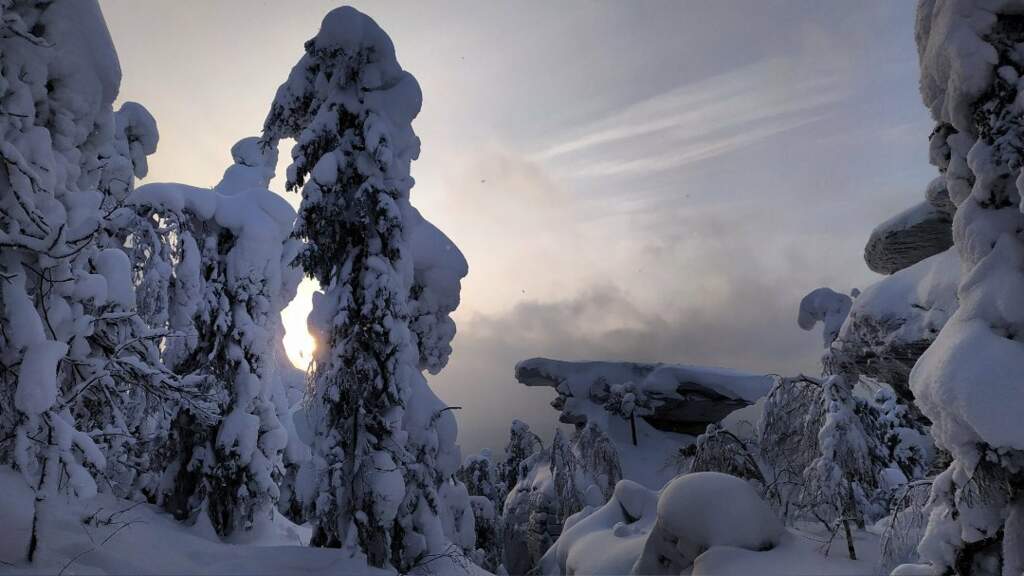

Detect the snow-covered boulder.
xmin=864 ymin=200 xmax=953 ymax=275
xmin=537 ymin=472 xmax=786 ymax=576
xmin=832 ymin=248 xmax=959 ymax=404
xmin=633 ymin=472 xmax=784 ymax=574
xmin=537 ymin=479 xmax=658 ymax=576
xmin=515 ymin=358 xmax=773 ymax=437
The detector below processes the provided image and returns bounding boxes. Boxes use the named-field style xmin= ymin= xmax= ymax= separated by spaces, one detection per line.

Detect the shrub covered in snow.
xmin=0 ymin=2 xmax=206 ymax=559
xmin=125 ymin=138 xmax=303 ymax=537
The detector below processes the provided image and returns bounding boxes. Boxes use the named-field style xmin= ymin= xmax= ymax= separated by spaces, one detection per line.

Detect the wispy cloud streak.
xmin=535 ymin=58 xmax=846 ymax=179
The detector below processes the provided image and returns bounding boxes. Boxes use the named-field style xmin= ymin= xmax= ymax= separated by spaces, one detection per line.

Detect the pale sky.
xmin=100 ymin=1 xmax=935 ymax=456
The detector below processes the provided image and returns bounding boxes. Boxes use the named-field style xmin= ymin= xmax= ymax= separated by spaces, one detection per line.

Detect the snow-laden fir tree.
xmin=897 ymin=2 xmax=1024 ymax=573
xmin=800 ymin=374 xmax=882 ymax=559
xmin=124 ymin=139 xmax=301 ymax=537
xmin=602 ymin=381 xmax=654 ymax=446
xmin=457 ymin=450 xmax=505 ymax=572
xmin=261 ymin=7 xmax=469 ymax=569
xmin=500 ymin=419 xmax=542 ymax=493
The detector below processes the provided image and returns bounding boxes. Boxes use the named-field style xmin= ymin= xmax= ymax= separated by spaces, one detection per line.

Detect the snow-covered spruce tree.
xmin=788 ymin=284 xmax=939 ymax=563
xmin=758 ymin=286 xmax=855 ymax=521
xmin=457 ymin=450 xmax=505 ymax=572
xmin=125 ymin=139 xmax=301 ymax=537
xmin=801 ymin=374 xmax=886 ymax=559
xmin=573 ymin=422 xmax=622 ymax=500
xmin=500 ymin=419 xmax=542 ymax=493
xmin=602 ymin=381 xmax=654 ymax=446
xmin=550 ymin=428 xmax=584 ymax=526
xmin=895 ymin=2 xmax=1024 ymax=574
xmin=261 ymin=7 xmax=469 ymax=569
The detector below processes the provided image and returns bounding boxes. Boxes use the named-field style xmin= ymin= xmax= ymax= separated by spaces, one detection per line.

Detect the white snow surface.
xmin=0 ymin=465 xmax=489 ymax=576
xmin=871 ymin=200 xmax=950 ymax=239
xmin=0 ymin=466 xmax=385 ymax=575
xmin=838 ymin=247 xmax=960 ymax=347
xmin=911 ymin=240 xmax=1024 ymax=452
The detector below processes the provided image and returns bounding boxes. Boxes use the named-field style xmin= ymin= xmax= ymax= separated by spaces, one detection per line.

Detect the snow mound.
xmin=538 ymin=472 xmax=877 ymax=576
xmin=633 ymin=472 xmax=784 ymax=574
xmin=537 ymin=479 xmax=657 ymax=576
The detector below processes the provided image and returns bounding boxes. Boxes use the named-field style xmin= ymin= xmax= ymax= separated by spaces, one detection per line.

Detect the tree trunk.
xmin=629 ymin=413 xmax=638 ymax=446
xmin=842 ymin=518 xmax=856 ymax=561
xmin=28 ymin=427 xmax=54 ymax=563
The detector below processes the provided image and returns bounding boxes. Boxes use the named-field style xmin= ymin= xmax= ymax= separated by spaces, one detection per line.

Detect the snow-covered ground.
xmin=0 ymin=466 xmax=377 ymax=575
xmin=0 ymin=465 xmax=487 ymax=576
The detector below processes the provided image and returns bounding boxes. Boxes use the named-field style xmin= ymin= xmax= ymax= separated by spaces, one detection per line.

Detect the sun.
xmin=281 ymin=278 xmax=318 ymax=369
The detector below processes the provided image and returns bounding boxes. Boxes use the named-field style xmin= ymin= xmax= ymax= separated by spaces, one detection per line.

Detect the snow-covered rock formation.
xmin=864 ymin=195 xmax=953 ymax=275
xmin=503 ymin=358 xmax=775 ymax=574
xmin=515 ymin=358 xmax=773 ymax=438
xmin=831 ymin=248 xmax=959 ymax=405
